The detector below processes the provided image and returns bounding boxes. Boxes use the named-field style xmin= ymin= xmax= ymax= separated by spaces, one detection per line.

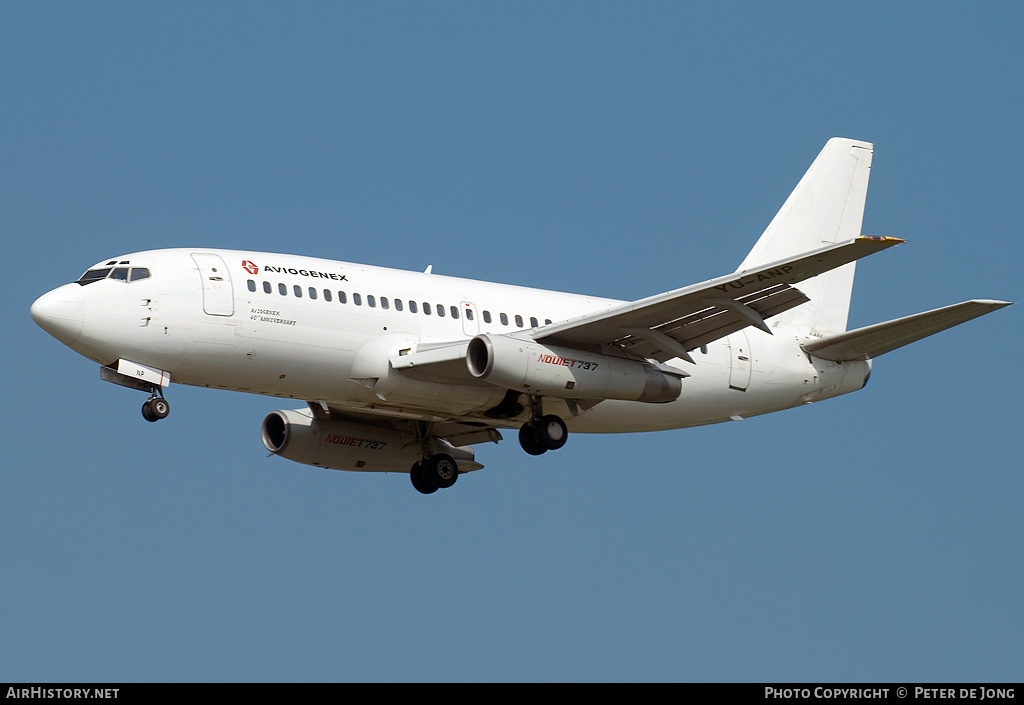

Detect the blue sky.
xmin=2 ymin=2 xmax=1020 ymax=682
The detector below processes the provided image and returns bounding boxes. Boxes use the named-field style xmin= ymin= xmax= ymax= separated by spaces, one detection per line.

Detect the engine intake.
xmin=466 ymin=334 xmax=683 ymax=403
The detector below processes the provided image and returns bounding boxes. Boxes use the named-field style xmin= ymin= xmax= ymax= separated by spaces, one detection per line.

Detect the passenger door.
xmin=191 ymin=253 xmax=234 ymax=316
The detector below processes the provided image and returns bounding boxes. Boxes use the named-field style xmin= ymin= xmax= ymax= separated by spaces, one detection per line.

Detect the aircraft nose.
xmin=31 ymin=283 xmax=85 ymax=346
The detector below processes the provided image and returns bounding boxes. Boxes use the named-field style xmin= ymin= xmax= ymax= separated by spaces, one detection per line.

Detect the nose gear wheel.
xmin=142 ymin=394 xmax=170 ymax=422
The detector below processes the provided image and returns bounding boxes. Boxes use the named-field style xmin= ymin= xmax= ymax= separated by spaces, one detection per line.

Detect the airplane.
xmin=30 ymin=138 xmax=1011 ymax=494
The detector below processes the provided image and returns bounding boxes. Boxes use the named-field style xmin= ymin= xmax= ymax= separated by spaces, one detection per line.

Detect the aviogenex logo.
xmin=241 ymin=259 xmax=348 ymax=281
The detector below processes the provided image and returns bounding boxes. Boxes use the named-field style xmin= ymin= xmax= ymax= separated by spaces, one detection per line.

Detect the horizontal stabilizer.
xmin=801 ymin=300 xmax=1012 ymax=362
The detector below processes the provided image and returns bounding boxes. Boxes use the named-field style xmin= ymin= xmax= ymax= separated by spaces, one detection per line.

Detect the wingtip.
xmin=857 ymin=235 xmax=906 ymax=245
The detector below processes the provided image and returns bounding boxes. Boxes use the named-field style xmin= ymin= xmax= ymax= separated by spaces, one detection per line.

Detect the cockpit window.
xmin=76 ymin=266 xmax=151 ymax=285
xmin=77 ymin=268 xmax=112 ymax=285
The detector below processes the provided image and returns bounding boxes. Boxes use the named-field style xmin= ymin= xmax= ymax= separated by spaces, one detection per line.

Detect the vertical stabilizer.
xmin=738 ymin=138 xmax=873 ymax=335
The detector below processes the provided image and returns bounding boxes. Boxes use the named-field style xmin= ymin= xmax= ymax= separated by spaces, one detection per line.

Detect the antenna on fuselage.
xmin=424 ymin=265 xmax=433 ymax=274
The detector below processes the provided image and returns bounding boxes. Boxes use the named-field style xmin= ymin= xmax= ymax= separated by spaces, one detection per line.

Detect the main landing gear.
xmin=408 ymin=421 xmax=462 ymax=494
xmin=518 ymin=414 xmax=568 ymax=456
xmin=141 ymin=392 xmax=170 ymax=422
xmin=409 ymin=453 xmax=459 ymax=495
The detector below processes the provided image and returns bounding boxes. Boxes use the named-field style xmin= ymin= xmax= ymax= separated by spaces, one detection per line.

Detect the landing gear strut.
xmin=141 ymin=392 xmax=170 ymax=422
xmin=408 ymin=421 xmax=461 ymax=494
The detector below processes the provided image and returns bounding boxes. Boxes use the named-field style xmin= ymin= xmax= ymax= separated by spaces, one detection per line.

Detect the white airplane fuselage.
xmin=33 ymin=247 xmax=868 ymax=435
xmin=34 ymin=140 xmax=1005 ymax=493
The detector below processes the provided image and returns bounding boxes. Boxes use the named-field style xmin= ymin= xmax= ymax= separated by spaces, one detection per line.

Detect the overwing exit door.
xmin=461 ymin=301 xmax=480 ymax=337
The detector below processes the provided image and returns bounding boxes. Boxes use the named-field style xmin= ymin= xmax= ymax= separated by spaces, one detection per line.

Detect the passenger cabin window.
xmin=483 ymin=311 xmax=491 ymax=324
xmin=423 ymin=302 xmax=431 ymax=315
xmin=293 ymin=285 xmax=302 ymax=298
xmin=323 ymin=289 xmax=332 ymax=302
xmin=263 ymin=281 xmax=272 ymax=294
xmin=394 ymin=299 xmax=403 ymax=312
xmin=500 ymin=313 xmax=508 ymax=326
xmin=279 ymin=283 xmax=287 ymax=295
xmin=465 ymin=307 xmax=474 ymax=321
xmin=450 ymin=305 xmax=459 ymax=319
xmin=353 ymin=293 xmax=362 ymax=305
xmin=368 ymin=295 xmax=376 ymax=308
xmin=436 ymin=304 xmax=445 ymax=317
xmin=247 ymin=279 xmax=257 ymax=292
xmin=409 ymin=301 xmax=418 ymax=313
xmin=530 ymin=317 xmax=538 ymax=327
xmin=381 ymin=297 xmax=389 ymax=309
xmin=308 ymin=287 xmax=317 ymax=299
xmin=515 ymin=314 xmax=523 ymax=327
xmin=338 ymin=291 xmax=347 ymax=303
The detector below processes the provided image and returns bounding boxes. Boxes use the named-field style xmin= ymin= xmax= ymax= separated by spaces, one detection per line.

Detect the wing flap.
xmin=536 ymin=236 xmax=903 ymax=361
xmin=802 ymin=300 xmax=1012 ymax=362
xmin=617 ymin=284 xmax=811 ymax=362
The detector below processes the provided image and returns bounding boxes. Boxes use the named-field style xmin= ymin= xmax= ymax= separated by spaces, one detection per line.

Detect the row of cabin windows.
xmin=246 ymin=279 xmax=552 ymax=328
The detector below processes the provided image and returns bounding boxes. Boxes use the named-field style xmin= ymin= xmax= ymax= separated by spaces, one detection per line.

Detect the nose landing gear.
xmin=98 ymin=362 xmax=172 ymax=423
xmin=141 ymin=393 xmax=170 ymax=422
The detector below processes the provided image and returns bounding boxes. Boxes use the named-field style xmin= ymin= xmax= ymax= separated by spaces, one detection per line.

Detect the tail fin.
xmin=738 ymin=138 xmax=874 ymax=335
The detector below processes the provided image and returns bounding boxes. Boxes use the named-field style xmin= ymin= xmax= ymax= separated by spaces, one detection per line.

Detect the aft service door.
xmin=726 ymin=331 xmax=751 ymax=392
xmin=191 ymin=253 xmax=234 ymax=316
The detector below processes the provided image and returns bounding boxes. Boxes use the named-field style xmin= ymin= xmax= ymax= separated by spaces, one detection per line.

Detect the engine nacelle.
xmin=261 ymin=408 xmax=479 ymax=473
xmin=466 ymin=334 xmax=683 ymax=403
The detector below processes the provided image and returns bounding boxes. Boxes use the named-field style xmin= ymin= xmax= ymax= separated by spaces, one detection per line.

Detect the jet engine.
xmin=466 ymin=334 xmax=684 ymax=403
xmin=261 ymin=408 xmax=479 ymax=474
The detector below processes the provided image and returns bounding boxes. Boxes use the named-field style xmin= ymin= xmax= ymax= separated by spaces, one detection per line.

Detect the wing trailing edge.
xmin=801 ymin=300 xmax=1012 ymax=362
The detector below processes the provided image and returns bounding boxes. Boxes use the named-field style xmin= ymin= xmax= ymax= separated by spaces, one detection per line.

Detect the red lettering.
xmin=326 ymin=435 xmax=361 ymax=446
xmin=539 ymin=354 xmax=590 ymax=368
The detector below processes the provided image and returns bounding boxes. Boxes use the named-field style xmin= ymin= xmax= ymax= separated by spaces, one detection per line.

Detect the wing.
xmin=801 ymin=299 xmax=1012 ymax=362
xmin=533 ymin=236 xmax=904 ymax=362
